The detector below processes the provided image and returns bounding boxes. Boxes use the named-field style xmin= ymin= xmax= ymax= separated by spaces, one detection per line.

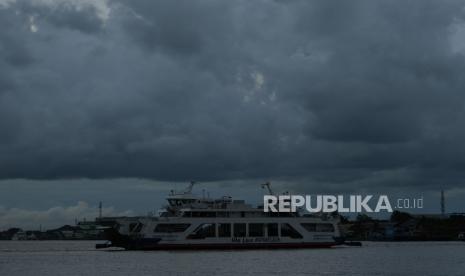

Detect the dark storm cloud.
xmin=1 ymin=0 xmax=465 ymax=192
xmin=117 ymin=0 xmax=234 ymax=55
xmin=17 ymin=1 xmax=105 ymax=34
xmin=288 ymin=1 xmax=465 ymax=145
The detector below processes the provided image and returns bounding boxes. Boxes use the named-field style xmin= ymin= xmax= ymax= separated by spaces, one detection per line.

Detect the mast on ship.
xmin=185 ymin=181 xmax=195 ymax=194
xmin=170 ymin=181 xmax=196 ymax=196
xmin=261 ymin=182 xmax=274 ymax=195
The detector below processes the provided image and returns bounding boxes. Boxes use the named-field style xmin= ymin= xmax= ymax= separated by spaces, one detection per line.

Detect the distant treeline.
xmin=0 ymin=223 xmax=105 ymax=240
xmin=341 ymin=211 xmax=465 ymax=241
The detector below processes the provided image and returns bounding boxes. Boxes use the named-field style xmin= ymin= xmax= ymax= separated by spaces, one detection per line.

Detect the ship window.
xmin=233 ymin=223 xmax=246 ymax=237
xmin=301 ymin=223 xmax=334 ymax=232
xmin=218 ymin=223 xmax=231 ymax=237
xmin=154 ymin=224 xmax=191 ymax=233
xmin=129 ymin=223 xmax=143 ymax=233
xmin=248 ymin=223 xmax=264 ymax=237
xmin=200 ymin=212 xmax=216 ymax=217
xmin=281 ymin=223 xmax=303 ymax=239
xmin=217 ymin=212 xmax=230 ymax=217
xmin=301 ymin=223 xmax=316 ymax=232
xmin=267 ymin=223 xmax=278 ymax=237
xmin=317 ymin=223 xmax=334 ymax=232
xmin=187 ymin=223 xmax=216 ymax=239
xmin=192 ymin=212 xmax=216 ymax=217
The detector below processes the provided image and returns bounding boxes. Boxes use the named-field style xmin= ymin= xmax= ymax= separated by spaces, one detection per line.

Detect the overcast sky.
xmin=1 ymin=0 xmax=465 ymax=228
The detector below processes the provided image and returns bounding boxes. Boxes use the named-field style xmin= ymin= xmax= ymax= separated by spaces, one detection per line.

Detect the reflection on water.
xmin=1 ymin=241 xmax=464 ymax=275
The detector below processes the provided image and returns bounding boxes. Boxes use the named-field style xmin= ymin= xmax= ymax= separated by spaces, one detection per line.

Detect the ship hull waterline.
xmin=97 ymin=223 xmax=344 ymax=250
xmin=98 ymin=241 xmax=339 ymax=250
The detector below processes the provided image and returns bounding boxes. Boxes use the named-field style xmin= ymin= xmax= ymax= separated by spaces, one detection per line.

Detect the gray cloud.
xmin=1 ymin=0 xmax=465 ymax=194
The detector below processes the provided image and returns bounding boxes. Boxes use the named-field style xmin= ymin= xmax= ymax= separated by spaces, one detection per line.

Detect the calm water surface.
xmin=0 ymin=241 xmax=464 ymax=276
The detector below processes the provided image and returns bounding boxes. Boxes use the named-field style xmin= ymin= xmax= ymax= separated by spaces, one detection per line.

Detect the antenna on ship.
xmin=185 ymin=181 xmax=196 ymax=194
xmin=261 ymin=182 xmax=274 ymax=195
xmin=99 ymin=201 xmax=103 ymax=219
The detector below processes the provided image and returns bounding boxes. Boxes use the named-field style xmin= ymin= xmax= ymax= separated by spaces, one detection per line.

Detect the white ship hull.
xmin=100 ymin=216 xmax=342 ymax=250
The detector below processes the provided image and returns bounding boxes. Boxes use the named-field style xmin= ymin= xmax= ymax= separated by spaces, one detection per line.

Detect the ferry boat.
xmin=96 ymin=182 xmax=343 ymax=250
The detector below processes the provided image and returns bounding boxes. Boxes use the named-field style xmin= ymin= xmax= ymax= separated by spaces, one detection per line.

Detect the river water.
xmin=0 ymin=241 xmax=464 ymax=275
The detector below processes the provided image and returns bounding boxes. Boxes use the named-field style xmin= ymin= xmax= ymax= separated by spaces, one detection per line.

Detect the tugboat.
xmin=96 ymin=182 xmax=343 ymax=250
